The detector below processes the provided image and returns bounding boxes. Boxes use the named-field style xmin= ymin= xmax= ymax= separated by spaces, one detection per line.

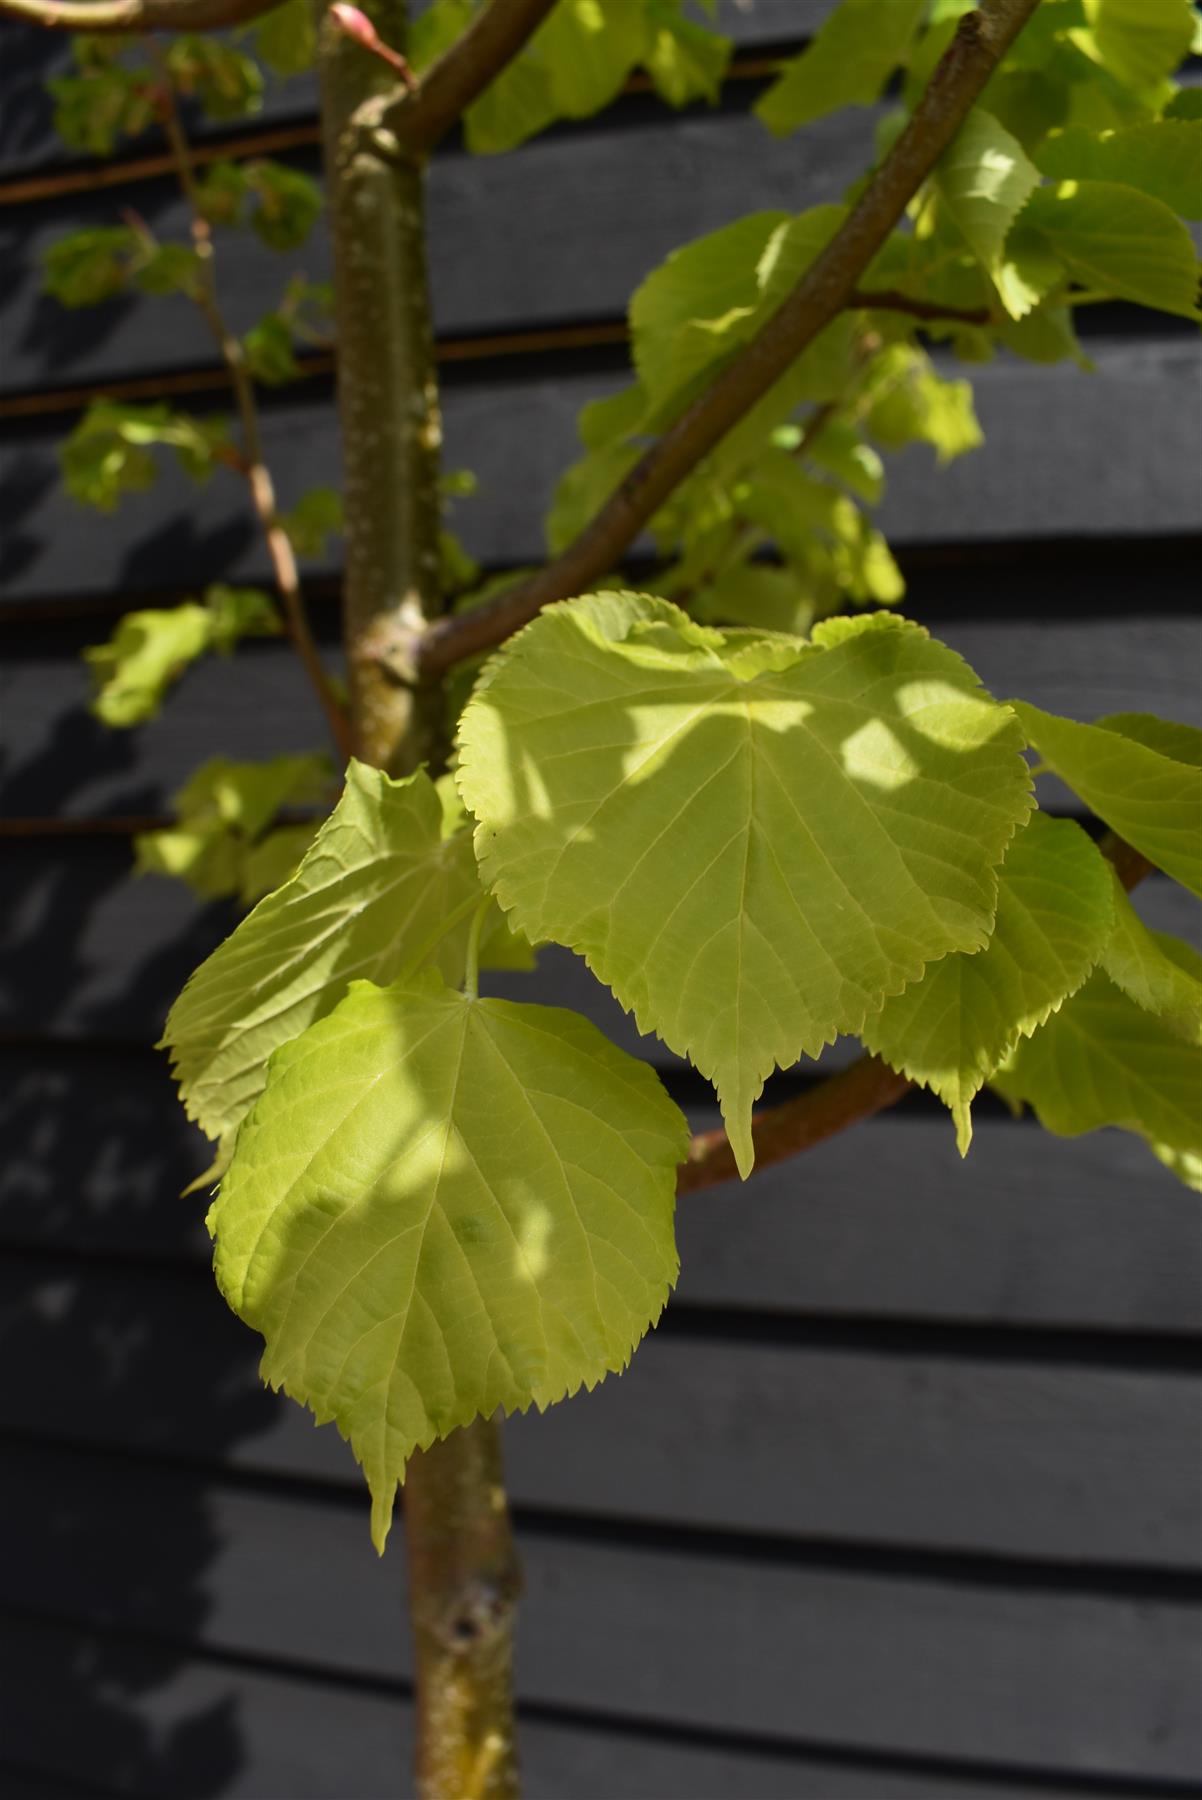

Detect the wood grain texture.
xmin=5 ymin=608 xmax=1201 ymax=817
xmin=4 ymin=1614 xmax=1175 ymax=1800
xmin=4 ymin=1047 xmax=1200 ymax=1335
xmin=2 ymin=338 xmax=1200 ymax=607
xmin=3 ymin=1446 xmax=1200 ymax=1781
xmin=0 ymin=1255 xmax=1198 ymax=1566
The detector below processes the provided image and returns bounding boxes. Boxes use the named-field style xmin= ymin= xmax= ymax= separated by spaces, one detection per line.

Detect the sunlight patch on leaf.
xmin=209 ymin=974 xmax=687 ymax=1549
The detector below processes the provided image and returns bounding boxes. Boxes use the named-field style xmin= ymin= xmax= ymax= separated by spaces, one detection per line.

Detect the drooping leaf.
xmin=457 ymin=594 xmax=1032 ymax=1176
xmin=243 ymin=314 xmax=302 ymax=386
xmin=1012 ymin=703 xmax=1202 ymax=896
xmin=755 ymin=0 xmax=925 ymax=136
xmin=210 ymin=973 xmax=687 ymax=1549
xmin=49 ymin=39 xmax=157 ymax=157
xmin=163 ymin=763 xmax=496 ymax=1144
xmin=242 ymin=160 xmax=323 ymax=252
xmin=1099 ymin=875 xmax=1202 ymax=1043
xmin=934 ymin=108 xmax=1043 ymax=317
xmin=862 ymin=813 xmax=1115 ymax=1151
xmin=992 ymin=968 xmax=1202 ymax=1178
xmin=164 ymin=35 xmax=264 ymax=121
xmin=42 ymin=225 xmax=199 ymax=309
xmin=1018 ymin=180 xmax=1201 ymax=317
xmin=1036 ymin=120 xmax=1202 ymax=220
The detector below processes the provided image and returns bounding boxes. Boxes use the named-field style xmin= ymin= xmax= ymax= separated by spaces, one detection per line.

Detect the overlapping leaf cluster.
xmin=42 ymin=1 xmax=1202 ymax=1550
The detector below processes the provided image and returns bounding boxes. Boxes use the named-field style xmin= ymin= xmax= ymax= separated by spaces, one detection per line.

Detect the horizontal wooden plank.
xmin=4 ymin=1046 xmax=1200 ymax=1335
xmin=4 ymin=1615 xmax=1172 ymax=1800
xmin=0 ymin=4 xmax=815 ymax=182
xmin=1 ymin=1254 xmax=1198 ymax=1565
xmin=0 ymin=103 xmax=880 ymax=397
xmin=2 ymin=828 xmax=1195 ymax=1045
xmin=4 ymin=1446 xmax=1200 ymax=1781
xmin=3 ymin=338 xmax=1199 ymax=608
xmin=4 ymin=606 xmax=1200 ymax=818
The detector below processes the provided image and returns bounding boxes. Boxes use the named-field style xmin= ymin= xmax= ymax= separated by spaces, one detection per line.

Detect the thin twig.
xmin=151 ymin=53 xmax=353 ymax=762
xmin=0 ymin=0 xmax=282 ymax=29
xmin=677 ymin=831 xmax=1154 ymax=1195
xmin=359 ymin=0 xmax=558 ymax=157
xmin=848 ymin=287 xmax=996 ymax=325
xmin=414 ymin=0 xmax=1041 ymax=681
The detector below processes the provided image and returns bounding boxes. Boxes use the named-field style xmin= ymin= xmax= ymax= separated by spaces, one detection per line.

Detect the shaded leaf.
xmin=755 ymin=0 xmax=924 ymax=136
xmin=862 ymin=813 xmax=1115 ymax=1150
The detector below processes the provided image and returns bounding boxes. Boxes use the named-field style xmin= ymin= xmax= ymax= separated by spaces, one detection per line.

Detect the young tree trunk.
xmin=316 ymin=5 xmax=522 ymax=1792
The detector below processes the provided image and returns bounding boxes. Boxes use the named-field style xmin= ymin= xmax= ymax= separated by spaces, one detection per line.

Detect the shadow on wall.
xmin=0 ymin=839 xmax=275 ymax=1791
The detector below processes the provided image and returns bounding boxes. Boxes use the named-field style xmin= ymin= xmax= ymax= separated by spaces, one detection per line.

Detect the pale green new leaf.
xmin=992 ymin=969 xmax=1202 ymax=1177
xmin=934 ymin=109 xmax=1042 ymax=317
xmin=1036 ymin=121 xmax=1202 ymax=220
xmin=755 ymin=0 xmax=924 ymax=136
xmin=1100 ymin=875 xmax=1202 ymax=1043
xmin=1012 ymin=703 xmax=1202 ymax=896
xmin=210 ymin=973 xmax=687 ymax=1549
xmin=861 ymin=813 xmax=1115 ymax=1151
xmin=1019 ymin=180 xmax=1201 ymax=318
xmin=85 ymin=603 xmax=214 ymax=727
xmin=457 ymin=594 xmax=1032 ymax=1176
xmin=163 ymin=763 xmax=493 ymax=1144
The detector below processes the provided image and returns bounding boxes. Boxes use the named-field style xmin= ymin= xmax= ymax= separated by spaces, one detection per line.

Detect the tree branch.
xmin=678 ymin=831 xmax=1154 ymax=1196
xmin=847 ymin=287 xmax=997 ymax=325
xmin=359 ymin=0 xmax=557 ymax=158
xmin=151 ymin=55 xmax=353 ymax=762
xmin=0 ymin=0 xmax=283 ymax=31
xmin=414 ymin=0 xmax=1040 ymax=680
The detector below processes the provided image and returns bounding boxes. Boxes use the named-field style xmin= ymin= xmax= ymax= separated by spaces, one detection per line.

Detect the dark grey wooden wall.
xmin=2 ymin=6 xmax=1201 ymax=1796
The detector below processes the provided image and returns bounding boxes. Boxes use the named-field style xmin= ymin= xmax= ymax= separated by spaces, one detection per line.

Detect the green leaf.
xmin=239 ymin=822 xmax=322 ymax=905
xmin=85 ymin=603 xmax=215 ymax=727
xmin=243 ymin=160 xmax=322 ymax=252
xmin=163 ymin=763 xmax=494 ymax=1144
xmin=1019 ymin=179 xmax=1201 ymax=317
xmin=808 ymin=422 xmax=885 ymax=505
xmin=203 ymin=584 xmax=282 ymax=652
xmin=644 ymin=3 xmax=731 ymax=106
xmin=49 ymin=45 xmax=157 ymax=157
xmin=43 ymin=226 xmax=138 ymax=308
xmin=755 ymin=0 xmax=925 ymax=136
xmin=243 ymin=314 xmax=302 ymax=386
xmin=281 ymin=488 xmax=344 ymax=559
xmin=934 ymin=108 xmax=1043 ymax=316
xmin=1036 ymin=120 xmax=1202 ymax=219
xmin=138 ymin=753 xmax=333 ymax=904
xmin=1099 ymin=875 xmax=1202 ymax=1043
xmin=249 ymin=0 xmax=317 ymax=76
xmin=862 ymin=813 xmax=1115 ymax=1150
xmin=536 ymin=0 xmax=647 ymax=117
xmin=83 ymin=586 xmax=280 ymax=726
xmin=1077 ymin=0 xmax=1196 ymax=93
xmin=1012 ymin=703 xmax=1202 ymax=896
xmin=165 ymin=35 xmax=264 ymax=121
xmin=457 ymin=594 xmax=1032 ymax=1176
xmin=862 ymin=346 xmax=984 ymax=463
xmin=992 ymin=968 xmax=1202 ymax=1174
xmin=60 ymin=401 xmax=232 ymax=511
xmin=693 ymin=565 xmax=815 ymax=636
xmin=210 ymin=972 xmax=687 ymax=1550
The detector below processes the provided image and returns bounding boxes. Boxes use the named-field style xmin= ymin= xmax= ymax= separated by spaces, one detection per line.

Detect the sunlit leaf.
xmin=210 ymin=972 xmax=687 ymax=1550
xmin=458 ymin=594 xmax=1031 ymax=1175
